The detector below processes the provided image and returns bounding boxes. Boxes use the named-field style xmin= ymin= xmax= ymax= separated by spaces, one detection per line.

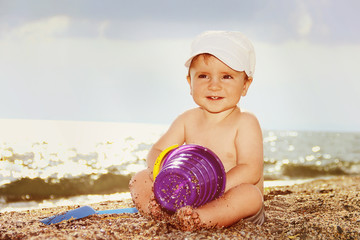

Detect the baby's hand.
xmin=148 ymin=194 xmax=171 ymax=221
xmin=174 ymin=206 xmax=204 ymax=231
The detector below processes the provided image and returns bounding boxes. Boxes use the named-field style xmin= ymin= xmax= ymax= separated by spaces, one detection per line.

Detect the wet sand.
xmin=1 ymin=176 xmax=359 ymax=239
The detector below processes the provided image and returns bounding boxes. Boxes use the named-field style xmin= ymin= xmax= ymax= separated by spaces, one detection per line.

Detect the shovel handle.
xmin=96 ymin=207 xmax=138 ymax=214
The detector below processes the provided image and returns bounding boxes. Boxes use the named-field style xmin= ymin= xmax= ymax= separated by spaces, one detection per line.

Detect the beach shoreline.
xmin=0 ymin=178 xmax=317 ymax=213
xmin=1 ymin=175 xmax=359 ymax=239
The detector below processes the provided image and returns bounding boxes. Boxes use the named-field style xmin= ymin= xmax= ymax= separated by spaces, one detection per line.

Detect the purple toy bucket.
xmin=153 ymin=144 xmax=226 ymax=213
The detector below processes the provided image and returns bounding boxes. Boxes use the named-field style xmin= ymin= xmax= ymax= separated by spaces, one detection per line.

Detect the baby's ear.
xmin=242 ymin=77 xmax=253 ymax=96
xmin=186 ymin=76 xmax=193 ymax=95
xmin=186 ymin=75 xmax=191 ymax=85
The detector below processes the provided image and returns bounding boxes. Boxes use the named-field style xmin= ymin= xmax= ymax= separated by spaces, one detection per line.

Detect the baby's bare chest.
xmin=185 ymin=125 xmax=238 ymax=171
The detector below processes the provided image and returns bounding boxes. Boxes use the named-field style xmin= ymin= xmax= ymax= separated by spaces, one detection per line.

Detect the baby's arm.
xmin=146 ymin=113 xmax=186 ymax=175
xmin=225 ymin=112 xmax=263 ymax=192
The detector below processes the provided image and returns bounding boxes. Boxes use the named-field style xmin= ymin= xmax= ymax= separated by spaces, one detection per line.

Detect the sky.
xmin=1 ymin=0 xmax=360 ymax=132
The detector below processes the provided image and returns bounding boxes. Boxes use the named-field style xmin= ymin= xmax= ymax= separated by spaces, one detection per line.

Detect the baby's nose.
xmin=208 ymin=79 xmax=222 ymax=90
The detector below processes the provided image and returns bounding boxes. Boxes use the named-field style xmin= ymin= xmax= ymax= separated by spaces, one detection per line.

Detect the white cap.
xmin=185 ymin=31 xmax=256 ymax=78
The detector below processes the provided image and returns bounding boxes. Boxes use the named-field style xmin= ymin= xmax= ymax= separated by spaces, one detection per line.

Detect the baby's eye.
xmin=222 ymin=75 xmax=233 ymax=79
xmin=198 ymin=74 xmax=208 ymax=79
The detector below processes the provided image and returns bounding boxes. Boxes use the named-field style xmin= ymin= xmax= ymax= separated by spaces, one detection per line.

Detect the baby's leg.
xmin=129 ymin=169 xmax=153 ymax=216
xmin=176 ymin=183 xmax=263 ymax=230
xmin=129 ymin=170 xmax=171 ymax=220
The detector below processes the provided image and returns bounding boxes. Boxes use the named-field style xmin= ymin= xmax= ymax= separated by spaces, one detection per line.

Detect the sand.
xmin=0 ymin=176 xmax=359 ymax=239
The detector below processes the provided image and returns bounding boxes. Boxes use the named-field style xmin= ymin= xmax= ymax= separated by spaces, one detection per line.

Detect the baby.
xmin=129 ymin=31 xmax=265 ymax=230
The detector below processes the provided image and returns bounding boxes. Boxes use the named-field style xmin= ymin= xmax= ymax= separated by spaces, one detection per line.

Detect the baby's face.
xmin=187 ymin=55 xmax=251 ymax=114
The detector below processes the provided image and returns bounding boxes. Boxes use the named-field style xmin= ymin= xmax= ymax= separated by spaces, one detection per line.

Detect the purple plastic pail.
xmin=153 ymin=144 xmax=226 ymax=213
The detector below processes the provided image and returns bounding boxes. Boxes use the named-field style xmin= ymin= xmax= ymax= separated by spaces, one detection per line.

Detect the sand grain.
xmin=1 ymin=176 xmax=359 ymax=239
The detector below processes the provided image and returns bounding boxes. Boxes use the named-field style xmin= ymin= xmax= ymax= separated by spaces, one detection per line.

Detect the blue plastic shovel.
xmin=40 ymin=205 xmax=138 ymax=225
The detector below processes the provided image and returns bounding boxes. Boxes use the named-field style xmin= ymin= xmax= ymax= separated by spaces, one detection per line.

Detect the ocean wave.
xmin=264 ymin=160 xmax=360 ymax=180
xmin=1 ymin=127 xmax=359 ymax=203
xmin=0 ymin=173 xmax=132 ymax=203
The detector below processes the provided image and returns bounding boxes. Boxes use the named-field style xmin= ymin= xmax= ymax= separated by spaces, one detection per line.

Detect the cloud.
xmin=297 ymin=13 xmax=312 ymax=37
xmin=1 ymin=0 xmax=359 ymax=44
xmin=98 ymin=20 xmax=110 ymax=39
xmin=3 ymin=15 xmax=70 ymax=41
xmin=294 ymin=2 xmax=313 ymax=38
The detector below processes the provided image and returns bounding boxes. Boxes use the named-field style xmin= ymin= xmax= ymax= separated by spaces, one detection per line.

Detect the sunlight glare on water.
xmin=0 ymin=119 xmax=168 ymax=186
xmin=1 ymin=120 xmax=359 ymax=211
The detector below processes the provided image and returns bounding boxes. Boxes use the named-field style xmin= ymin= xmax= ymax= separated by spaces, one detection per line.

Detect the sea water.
xmin=0 ymin=119 xmax=359 ymax=212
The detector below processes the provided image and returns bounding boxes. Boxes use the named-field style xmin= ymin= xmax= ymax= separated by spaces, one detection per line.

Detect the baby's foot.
xmin=148 ymin=195 xmax=171 ymax=221
xmin=174 ymin=206 xmax=204 ymax=232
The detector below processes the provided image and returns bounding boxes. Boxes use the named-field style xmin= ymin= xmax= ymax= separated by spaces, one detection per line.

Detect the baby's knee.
xmin=236 ymin=183 xmax=263 ymax=205
xmin=129 ymin=169 xmax=152 ymax=190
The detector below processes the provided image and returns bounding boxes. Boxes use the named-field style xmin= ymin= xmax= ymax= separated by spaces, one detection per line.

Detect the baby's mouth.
xmin=207 ymin=96 xmax=224 ymax=100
